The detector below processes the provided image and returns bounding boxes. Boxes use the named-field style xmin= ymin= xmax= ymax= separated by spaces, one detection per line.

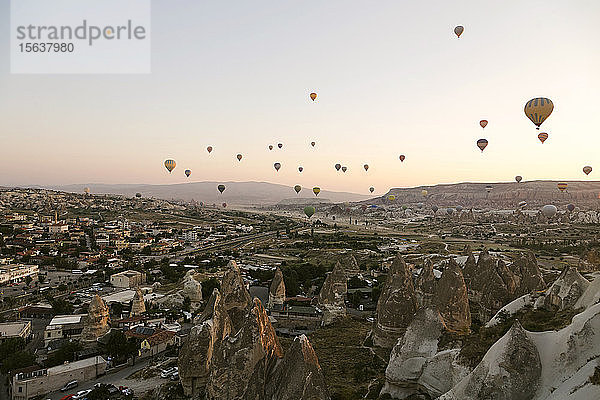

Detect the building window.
xmin=18 ymin=387 xmax=22 ymax=392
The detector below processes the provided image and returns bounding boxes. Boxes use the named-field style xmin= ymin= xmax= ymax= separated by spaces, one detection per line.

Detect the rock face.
xmin=264 ymin=335 xmax=331 ymax=400
xmin=435 ymin=259 xmax=471 ymax=334
xmin=415 ymin=258 xmax=436 ymax=308
xmin=439 ymin=321 xmax=542 ymax=400
xmin=221 ymin=260 xmax=253 ymax=329
xmin=509 ymin=252 xmax=546 ymax=296
xmin=318 ymin=261 xmax=347 ymax=325
xmin=373 ymin=254 xmax=418 ymax=348
xmin=268 ymin=267 xmax=286 ymax=310
xmin=183 ymin=271 xmax=203 ymax=311
xmin=130 ymin=287 xmax=146 ymax=316
xmin=340 ymin=253 xmax=360 ymax=278
xmin=81 ymin=294 xmax=111 ymax=342
xmin=536 ymin=265 xmax=589 ymax=311
xmin=206 ymin=299 xmax=283 ymax=400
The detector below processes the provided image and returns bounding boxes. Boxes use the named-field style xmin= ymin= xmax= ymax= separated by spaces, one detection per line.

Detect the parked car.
xmin=160 ymin=367 xmax=177 ymax=378
xmin=61 ymin=381 xmax=78 ymax=392
xmin=73 ymin=389 xmax=92 ymax=399
xmin=59 ymin=395 xmax=73 ymax=400
xmin=170 ymin=371 xmax=179 ymax=381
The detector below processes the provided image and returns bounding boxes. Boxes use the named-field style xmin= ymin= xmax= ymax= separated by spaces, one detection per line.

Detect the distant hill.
xmin=377 ymin=181 xmax=600 ymax=209
xmin=41 ymin=181 xmax=372 ymax=205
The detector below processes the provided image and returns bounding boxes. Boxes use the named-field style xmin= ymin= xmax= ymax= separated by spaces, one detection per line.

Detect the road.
xmin=45 ymin=358 xmax=157 ymax=400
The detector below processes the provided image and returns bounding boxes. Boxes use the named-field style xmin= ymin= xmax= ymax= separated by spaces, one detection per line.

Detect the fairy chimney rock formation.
xmin=435 ymin=259 xmax=471 ymax=334
xmin=81 ymin=294 xmax=111 ymax=342
xmin=318 ymin=261 xmax=347 ymax=325
xmin=183 ymin=271 xmax=203 ymax=311
xmin=130 ymin=287 xmax=146 ymax=316
xmin=415 ymin=258 xmax=436 ymax=308
xmin=373 ymin=254 xmax=418 ymax=348
xmin=268 ymin=267 xmax=286 ymax=310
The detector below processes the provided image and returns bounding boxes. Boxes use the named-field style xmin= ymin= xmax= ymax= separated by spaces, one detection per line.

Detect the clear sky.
xmin=1 ymin=0 xmax=599 ymax=195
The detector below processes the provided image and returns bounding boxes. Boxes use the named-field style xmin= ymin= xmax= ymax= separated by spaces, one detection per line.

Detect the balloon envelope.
xmin=222 ymin=203 xmax=227 ymax=208
xmin=538 ymin=132 xmax=548 ymax=143
xmin=304 ymin=206 xmax=315 ymax=218
xmin=363 ymin=164 xmax=369 ymax=171
xmin=399 ymin=155 xmax=405 ymax=162
xmin=541 ymin=204 xmax=557 ymax=218
xmin=294 ymin=185 xmax=302 ymax=194
xmin=567 ymin=204 xmax=575 ymax=212
xmin=237 ymin=154 xmax=242 ymax=161
xmin=446 ymin=208 xmax=454 ymax=215
xmin=274 ymin=162 xmax=281 ymax=171
xmin=388 ymin=195 xmax=396 ymax=201
xmin=164 ymin=159 xmax=176 ymax=173
xmin=311 ymin=141 xmax=316 ymax=147
xmin=207 ymin=146 xmax=213 ymax=153
xmin=298 ymin=166 xmax=303 ymax=172
xmin=135 ymin=193 xmax=142 ymax=198
xmin=185 ymin=169 xmax=191 ymax=177
xmin=217 ymin=184 xmax=226 ymax=194
xmin=335 ymin=163 xmax=342 ymax=171
xmin=515 ymin=175 xmax=523 ymax=183
xmin=557 ymin=182 xmax=568 ymax=192
xmin=583 ymin=166 xmax=592 ymax=175
xmin=278 ymin=143 xmax=283 ymax=149
xmin=456 ymin=205 xmax=463 ymax=212
xmin=313 ymin=187 xmax=320 ymax=196
xmin=422 ymin=189 xmax=428 ymax=197
xmin=454 ymin=25 xmax=464 ymax=37
xmin=524 ymin=98 xmax=554 ymax=129
xmin=432 ymin=205 xmax=438 ymax=212
xmin=518 ymin=201 xmax=527 ymax=208
xmin=269 ymin=145 xmax=273 ymax=150
xmin=480 ymin=120 xmax=488 ymax=128
xmin=310 ymin=92 xmax=317 ymax=101
xmin=485 ymin=185 xmax=493 ymax=193
xmin=477 ymin=139 xmax=488 ymax=152
xmin=341 ymin=166 xmax=348 ymax=173
xmin=369 ymin=187 xmax=375 ymax=193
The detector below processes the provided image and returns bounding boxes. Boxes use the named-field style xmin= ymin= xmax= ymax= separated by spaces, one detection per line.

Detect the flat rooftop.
xmin=0 ymin=321 xmax=29 ymax=337
xmin=48 ymin=314 xmax=85 ymax=326
xmin=49 ymin=356 xmax=106 ymax=375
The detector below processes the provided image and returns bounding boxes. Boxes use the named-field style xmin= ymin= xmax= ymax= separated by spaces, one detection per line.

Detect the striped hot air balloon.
xmin=480 ymin=120 xmax=488 ymax=129
xmin=583 ymin=166 xmax=592 ymax=175
xmin=557 ymin=182 xmax=568 ymax=192
xmin=524 ymin=98 xmax=554 ymax=129
xmin=477 ymin=139 xmax=488 ymax=152
xmin=313 ymin=187 xmax=321 ymax=196
xmin=164 ymin=159 xmax=176 ymax=173
xmin=538 ymin=132 xmax=548 ymax=143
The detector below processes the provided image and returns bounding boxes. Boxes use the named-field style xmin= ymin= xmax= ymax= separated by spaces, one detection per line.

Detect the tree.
xmin=45 ymin=341 xmax=82 ymax=367
xmin=25 ymin=276 xmax=33 ymax=287
xmin=103 ymin=330 xmax=138 ymax=364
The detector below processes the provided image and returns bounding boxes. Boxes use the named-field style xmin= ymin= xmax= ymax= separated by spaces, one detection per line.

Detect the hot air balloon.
xmin=567 ymin=204 xmax=575 ymax=212
xmin=524 ymin=98 xmax=554 ymax=129
xmin=401 ymin=205 xmax=408 ymax=210
xmin=388 ymin=195 xmax=396 ymax=201
xmin=369 ymin=187 xmax=375 ymax=193
xmin=456 ymin=205 xmax=463 ymax=212
xmin=477 ymin=139 xmax=488 ymax=152
xmin=432 ymin=205 xmax=438 ymax=212
xmin=341 ymin=166 xmax=348 ymax=173
xmin=485 ymin=185 xmax=493 ymax=193
xmin=274 ymin=162 xmax=281 ymax=171
xmin=399 ymin=155 xmax=406 ymax=162
xmin=185 ymin=169 xmax=191 ymax=177
xmin=310 ymin=92 xmax=317 ymax=101
xmin=422 ymin=189 xmax=428 ymax=197
xmin=298 ymin=166 xmax=303 ymax=172
xmin=446 ymin=208 xmax=454 ymax=215
xmin=311 ymin=141 xmax=316 ymax=147
xmin=222 ymin=203 xmax=227 ymax=208
xmin=480 ymin=120 xmax=488 ymax=129
xmin=454 ymin=25 xmax=464 ymax=38
xmin=364 ymin=164 xmax=369 ymax=172
xmin=237 ymin=154 xmax=243 ymax=161
xmin=335 ymin=164 xmax=342 ymax=171
xmin=541 ymin=204 xmax=557 ymax=218
xmin=313 ymin=187 xmax=320 ymax=196
xmin=269 ymin=145 xmax=273 ymax=151
xmin=294 ymin=185 xmax=302 ymax=194
xmin=538 ymin=132 xmax=548 ymax=143
xmin=278 ymin=143 xmax=283 ymax=149
xmin=304 ymin=206 xmax=315 ymax=218
xmin=557 ymin=182 xmax=568 ymax=192
xmin=583 ymin=166 xmax=592 ymax=175
xmin=135 ymin=193 xmax=142 ymax=198
xmin=207 ymin=146 xmax=213 ymax=154
xmin=518 ymin=201 xmax=527 ymax=208
xmin=515 ymin=175 xmax=523 ymax=183
xmin=164 ymin=159 xmax=176 ymax=173
xmin=84 ymin=187 xmax=90 ymax=194
xmin=217 ymin=184 xmax=226 ymax=194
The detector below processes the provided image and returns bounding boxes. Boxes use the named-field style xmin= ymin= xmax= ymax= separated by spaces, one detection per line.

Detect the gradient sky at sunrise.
xmin=1 ymin=0 xmax=599 ymax=195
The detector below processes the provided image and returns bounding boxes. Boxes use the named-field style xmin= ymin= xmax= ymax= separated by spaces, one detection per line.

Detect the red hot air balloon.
xmin=310 ymin=141 xmax=316 ymax=147
xmin=222 ymin=202 xmax=227 ymax=208
xmin=207 ymin=146 xmax=213 ymax=153
xmin=399 ymin=155 xmax=406 ymax=162
xmin=477 ymin=139 xmax=488 ymax=152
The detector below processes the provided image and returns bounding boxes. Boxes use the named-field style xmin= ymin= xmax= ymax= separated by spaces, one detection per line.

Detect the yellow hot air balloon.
xmin=313 ymin=187 xmax=321 ymax=196
xmin=583 ymin=166 xmax=592 ymax=175
xmin=557 ymin=182 xmax=568 ymax=192
xmin=524 ymin=98 xmax=554 ymax=129
xmin=422 ymin=189 xmax=428 ymax=197
xmin=388 ymin=195 xmax=396 ymax=201
xmin=310 ymin=92 xmax=317 ymax=101
xmin=164 ymin=159 xmax=176 ymax=173
xmin=454 ymin=25 xmax=464 ymax=38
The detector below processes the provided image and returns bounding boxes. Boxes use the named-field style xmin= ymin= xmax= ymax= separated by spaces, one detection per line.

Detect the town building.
xmin=0 ymin=265 xmax=39 ymax=285
xmin=110 ymin=270 xmax=146 ymax=288
xmin=0 ymin=321 xmax=31 ymax=342
xmin=11 ymin=356 xmax=107 ymax=400
xmin=44 ymin=314 xmax=86 ymax=346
